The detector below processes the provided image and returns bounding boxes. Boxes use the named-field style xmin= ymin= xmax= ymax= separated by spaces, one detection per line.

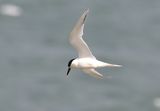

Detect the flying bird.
xmin=67 ymin=9 xmax=122 ymax=79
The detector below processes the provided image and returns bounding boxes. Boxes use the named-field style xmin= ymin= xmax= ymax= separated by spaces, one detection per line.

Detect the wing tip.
xmin=82 ymin=8 xmax=89 ymax=24
xmin=85 ymin=8 xmax=89 ymax=14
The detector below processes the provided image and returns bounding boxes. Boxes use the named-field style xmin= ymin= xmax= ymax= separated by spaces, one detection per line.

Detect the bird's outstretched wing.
xmin=69 ymin=9 xmax=95 ymax=58
xmin=82 ymin=69 xmax=103 ymax=79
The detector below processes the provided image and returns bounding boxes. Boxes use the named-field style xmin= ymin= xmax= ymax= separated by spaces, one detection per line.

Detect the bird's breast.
xmin=74 ymin=58 xmax=97 ymax=68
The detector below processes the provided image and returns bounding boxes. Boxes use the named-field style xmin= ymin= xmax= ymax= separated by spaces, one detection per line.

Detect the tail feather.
xmin=106 ymin=63 xmax=122 ymax=67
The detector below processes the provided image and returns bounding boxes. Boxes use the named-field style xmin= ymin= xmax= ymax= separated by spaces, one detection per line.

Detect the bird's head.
xmin=67 ymin=58 xmax=76 ymax=76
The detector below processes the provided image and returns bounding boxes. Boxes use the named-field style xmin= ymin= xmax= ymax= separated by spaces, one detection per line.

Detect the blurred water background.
xmin=0 ymin=0 xmax=160 ymax=111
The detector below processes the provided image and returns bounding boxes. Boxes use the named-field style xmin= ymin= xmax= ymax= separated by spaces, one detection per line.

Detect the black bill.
xmin=67 ymin=67 xmax=71 ymax=76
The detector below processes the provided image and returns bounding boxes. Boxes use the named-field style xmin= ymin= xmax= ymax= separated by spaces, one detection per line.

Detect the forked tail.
xmin=106 ymin=63 xmax=122 ymax=67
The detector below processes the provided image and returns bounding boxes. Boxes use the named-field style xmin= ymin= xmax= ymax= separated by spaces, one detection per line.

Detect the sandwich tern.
xmin=67 ymin=9 xmax=122 ymax=79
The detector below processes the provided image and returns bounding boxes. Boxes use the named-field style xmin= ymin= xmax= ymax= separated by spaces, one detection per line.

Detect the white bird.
xmin=67 ymin=9 xmax=122 ymax=79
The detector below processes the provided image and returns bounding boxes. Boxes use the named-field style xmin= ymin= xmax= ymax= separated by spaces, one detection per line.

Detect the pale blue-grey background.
xmin=0 ymin=0 xmax=160 ymax=111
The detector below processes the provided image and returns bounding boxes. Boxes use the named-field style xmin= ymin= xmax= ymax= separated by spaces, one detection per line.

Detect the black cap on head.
xmin=67 ymin=58 xmax=75 ymax=76
xmin=67 ymin=58 xmax=75 ymax=67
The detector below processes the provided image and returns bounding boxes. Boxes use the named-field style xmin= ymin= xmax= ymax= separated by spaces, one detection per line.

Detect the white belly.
xmin=72 ymin=58 xmax=107 ymax=68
